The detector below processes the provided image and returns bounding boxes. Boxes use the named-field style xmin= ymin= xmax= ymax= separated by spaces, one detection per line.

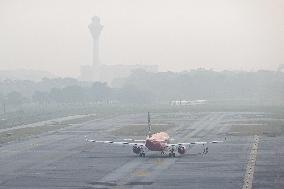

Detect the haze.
xmin=0 ymin=0 xmax=283 ymax=77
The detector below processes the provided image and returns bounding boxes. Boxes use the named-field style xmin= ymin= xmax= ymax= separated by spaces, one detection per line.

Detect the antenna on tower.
xmin=147 ymin=112 xmax=152 ymax=137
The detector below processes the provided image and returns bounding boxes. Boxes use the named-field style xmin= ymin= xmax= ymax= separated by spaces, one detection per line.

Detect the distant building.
xmin=277 ymin=64 xmax=284 ymax=72
xmin=170 ymin=100 xmax=207 ymax=106
xmin=80 ymin=65 xmax=93 ymax=81
xmin=80 ymin=16 xmax=158 ymax=85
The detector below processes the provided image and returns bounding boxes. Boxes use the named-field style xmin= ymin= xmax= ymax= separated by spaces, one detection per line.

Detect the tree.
xmin=5 ymin=91 xmax=26 ymax=106
xmin=32 ymin=91 xmax=49 ymax=104
xmin=117 ymin=85 xmax=154 ymax=104
xmin=90 ymin=82 xmax=111 ymax=102
xmin=49 ymin=88 xmax=64 ymax=103
xmin=0 ymin=93 xmax=4 ymax=104
xmin=61 ymin=85 xmax=86 ymax=103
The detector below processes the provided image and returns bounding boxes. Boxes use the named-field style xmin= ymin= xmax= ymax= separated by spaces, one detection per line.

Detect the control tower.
xmin=80 ymin=16 xmax=158 ymax=84
xmin=88 ymin=16 xmax=103 ymax=67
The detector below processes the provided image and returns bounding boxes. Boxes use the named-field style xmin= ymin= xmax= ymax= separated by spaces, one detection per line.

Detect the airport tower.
xmin=89 ymin=16 xmax=103 ymax=67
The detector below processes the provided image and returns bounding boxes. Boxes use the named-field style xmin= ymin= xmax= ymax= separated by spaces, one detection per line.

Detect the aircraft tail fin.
xmin=147 ymin=112 xmax=152 ymax=137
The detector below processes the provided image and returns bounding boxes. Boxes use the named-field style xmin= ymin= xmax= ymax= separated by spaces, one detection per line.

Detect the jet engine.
xmin=177 ymin=145 xmax=186 ymax=154
xmin=132 ymin=145 xmax=141 ymax=154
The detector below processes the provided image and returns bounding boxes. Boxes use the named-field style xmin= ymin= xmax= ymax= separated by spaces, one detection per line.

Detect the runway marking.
xmin=242 ymin=135 xmax=260 ymax=189
xmin=134 ymin=169 xmax=150 ymax=177
xmin=154 ymin=158 xmax=165 ymax=165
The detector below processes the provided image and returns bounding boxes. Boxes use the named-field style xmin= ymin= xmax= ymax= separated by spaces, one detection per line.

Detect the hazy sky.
xmin=0 ymin=0 xmax=283 ymax=77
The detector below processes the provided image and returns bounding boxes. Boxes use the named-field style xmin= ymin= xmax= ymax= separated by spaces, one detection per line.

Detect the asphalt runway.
xmin=0 ymin=112 xmax=283 ymax=189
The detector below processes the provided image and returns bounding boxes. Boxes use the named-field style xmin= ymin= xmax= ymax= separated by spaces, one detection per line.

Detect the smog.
xmin=0 ymin=1 xmax=283 ymax=189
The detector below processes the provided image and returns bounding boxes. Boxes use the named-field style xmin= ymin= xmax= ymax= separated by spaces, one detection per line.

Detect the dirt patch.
xmin=0 ymin=115 xmax=97 ymax=145
xmin=0 ymin=124 xmax=68 ymax=144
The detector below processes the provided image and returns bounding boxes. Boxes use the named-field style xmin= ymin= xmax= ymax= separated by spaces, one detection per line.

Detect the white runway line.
xmin=242 ymin=135 xmax=260 ymax=189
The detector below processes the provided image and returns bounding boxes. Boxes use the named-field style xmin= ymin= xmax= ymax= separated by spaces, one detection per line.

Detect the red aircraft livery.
xmin=86 ymin=112 xmax=223 ymax=157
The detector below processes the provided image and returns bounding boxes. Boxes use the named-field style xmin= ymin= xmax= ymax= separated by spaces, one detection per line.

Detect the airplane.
xmin=86 ymin=112 xmax=223 ymax=157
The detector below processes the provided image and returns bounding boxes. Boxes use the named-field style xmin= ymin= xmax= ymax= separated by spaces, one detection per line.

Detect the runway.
xmin=0 ymin=112 xmax=283 ymax=189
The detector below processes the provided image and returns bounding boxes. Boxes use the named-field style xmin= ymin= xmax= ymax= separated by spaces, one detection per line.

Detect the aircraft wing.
xmin=167 ymin=140 xmax=223 ymax=147
xmin=86 ymin=137 xmax=145 ymax=146
xmin=123 ymin=138 xmax=146 ymax=142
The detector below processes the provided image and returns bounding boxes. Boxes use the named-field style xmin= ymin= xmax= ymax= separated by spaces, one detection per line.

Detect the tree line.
xmin=1 ymin=69 xmax=284 ymax=107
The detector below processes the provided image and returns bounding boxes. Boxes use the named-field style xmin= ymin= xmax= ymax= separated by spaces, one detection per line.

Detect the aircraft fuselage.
xmin=145 ymin=132 xmax=170 ymax=151
xmin=145 ymin=139 xmax=167 ymax=151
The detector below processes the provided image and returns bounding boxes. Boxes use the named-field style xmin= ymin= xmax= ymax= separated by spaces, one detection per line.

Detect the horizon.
xmin=1 ymin=66 xmax=283 ymax=83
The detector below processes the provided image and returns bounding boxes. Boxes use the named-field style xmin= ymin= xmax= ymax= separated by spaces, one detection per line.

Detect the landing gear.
xmin=139 ymin=147 xmax=146 ymax=157
xmin=169 ymin=147 xmax=176 ymax=158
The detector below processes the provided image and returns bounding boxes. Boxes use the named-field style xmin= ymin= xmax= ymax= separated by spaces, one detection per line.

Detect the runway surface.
xmin=0 ymin=112 xmax=283 ymax=189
